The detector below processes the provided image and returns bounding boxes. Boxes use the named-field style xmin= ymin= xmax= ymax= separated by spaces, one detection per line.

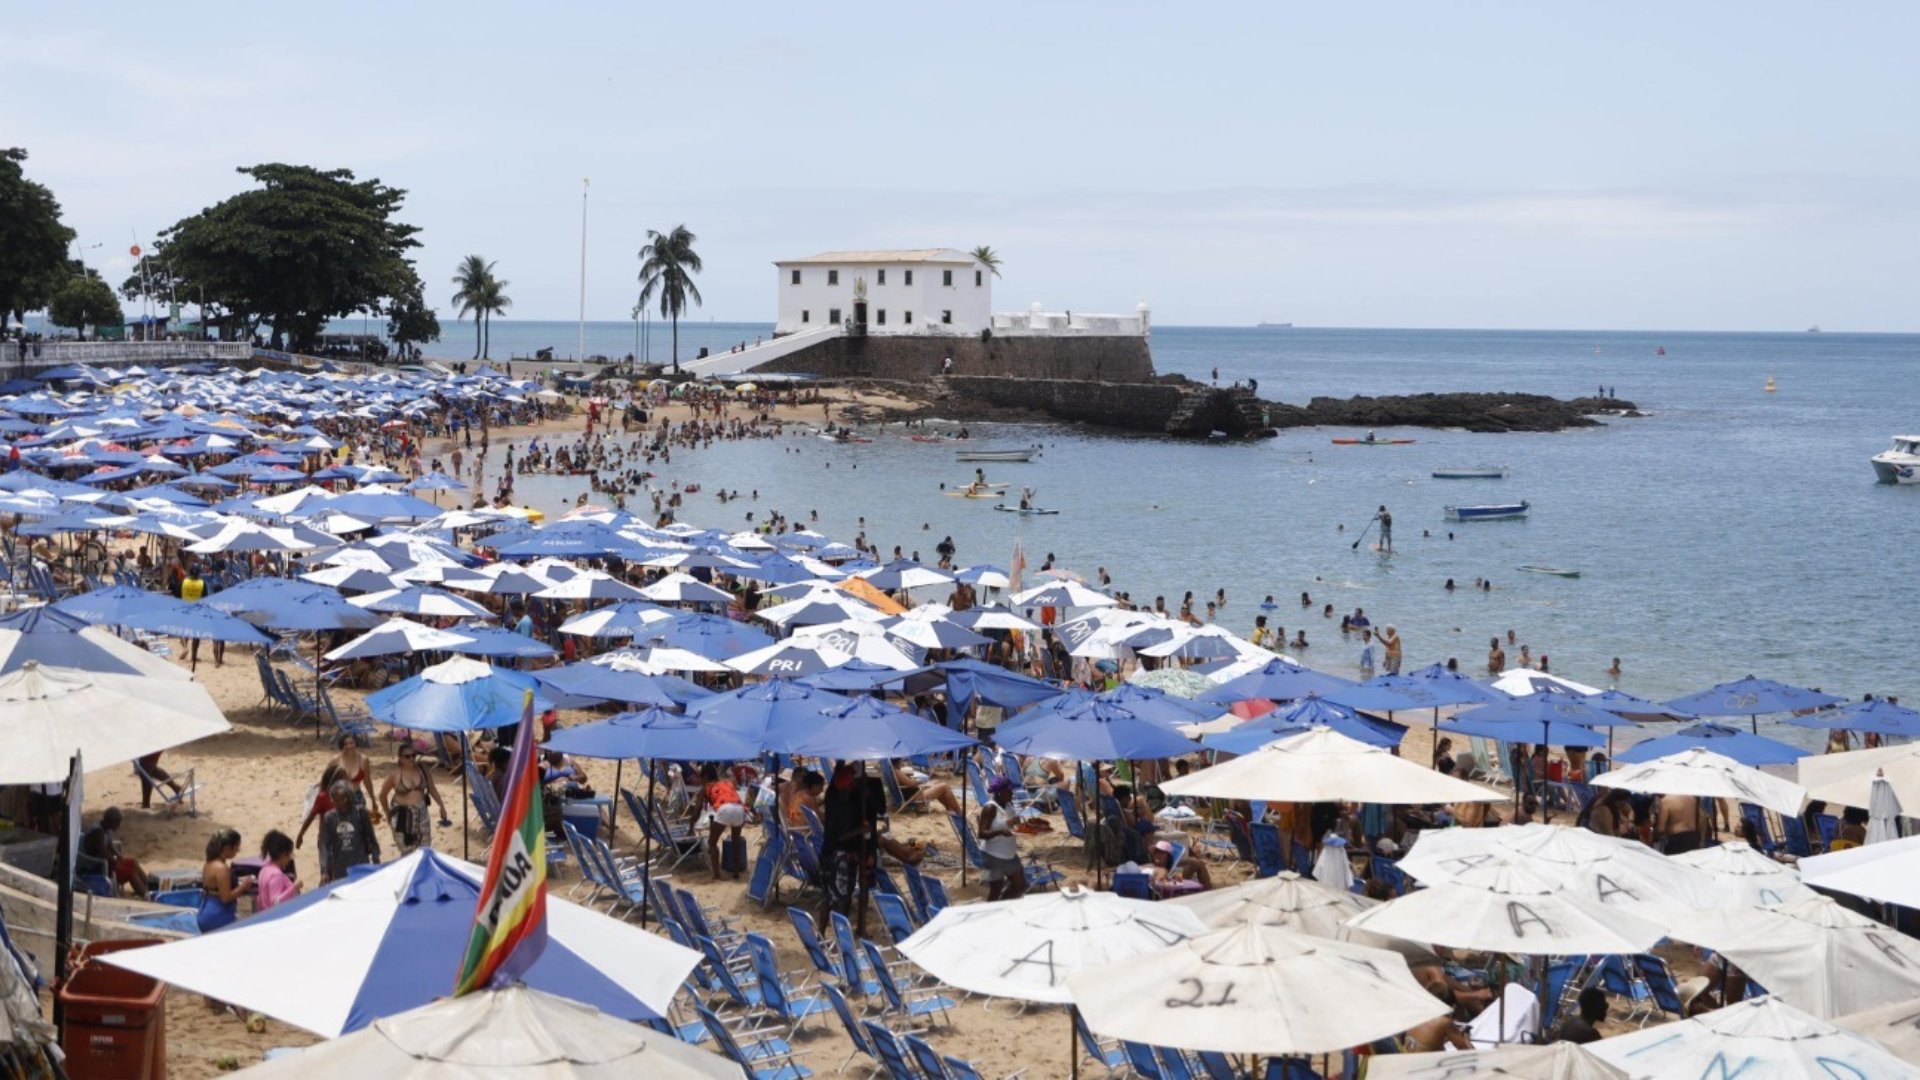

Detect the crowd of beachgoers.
xmin=2 ymin=360 xmax=1918 ymax=1078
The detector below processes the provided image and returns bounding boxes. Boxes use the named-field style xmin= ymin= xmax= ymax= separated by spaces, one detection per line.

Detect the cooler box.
xmin=59 ymin=939 xmax=167 ymax=1079
xmin=562 ymin=802 xmax=601 ymax=842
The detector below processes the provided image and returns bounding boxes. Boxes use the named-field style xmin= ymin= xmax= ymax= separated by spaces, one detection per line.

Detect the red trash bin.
xmin=58 ymin=938 xmax=168 ymax=1080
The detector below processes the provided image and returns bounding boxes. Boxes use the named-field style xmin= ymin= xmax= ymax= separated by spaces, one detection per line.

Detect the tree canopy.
xmin=0 ymin=148 xmax=76 ymax=328
xmin=385 ymin=283 xmax=441 ymax=354
xmin=451 ymin=255 xmax=509 ymax=359
xmin=125 ymin=164 xmax=424 ymax=350
xmin=48 ymin=268 xmax=123 ymax=340
xmin=637 ymin=225 xmax=703 ymax=371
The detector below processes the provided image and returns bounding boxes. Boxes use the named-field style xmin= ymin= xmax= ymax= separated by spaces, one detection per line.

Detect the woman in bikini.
xmin=330 ymin=733 xmax=380 ymax=826
xmin=379 ymin=744 xmax=449 ymax=855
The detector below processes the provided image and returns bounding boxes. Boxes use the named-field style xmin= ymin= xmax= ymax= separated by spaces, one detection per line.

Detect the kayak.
xmin=1331 ymin=438 xmax=1416 ymax=445
xmin=995 ymin=505 xmax=1061 ymax=515
xmin=1432 ymin=466 xmax=1508 ymax=479
xmin=1446 ymin=501 xmax=1529 ymax=521
xmin=952 ymin=481 xmax=1010 ymax=491
xmin=1518 ymin=565 xmax=1581 ymax=578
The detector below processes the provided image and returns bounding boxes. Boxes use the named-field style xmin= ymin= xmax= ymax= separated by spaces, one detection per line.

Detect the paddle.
xmin=1349 ymin=518 xmax=1374 ymax=551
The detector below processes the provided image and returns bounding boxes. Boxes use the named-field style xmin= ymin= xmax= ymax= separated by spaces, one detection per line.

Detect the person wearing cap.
xmin=978 ymin=777 xmax=1027 ymax=901
xmin=1147 ymin=839 xmax=1212 ymax=894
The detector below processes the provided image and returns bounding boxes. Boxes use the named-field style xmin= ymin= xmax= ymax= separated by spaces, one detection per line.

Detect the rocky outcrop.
xmin=1278 ymin=392 xmax=1634 ymax=433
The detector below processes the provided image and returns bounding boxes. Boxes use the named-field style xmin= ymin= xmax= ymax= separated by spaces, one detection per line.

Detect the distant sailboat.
xmin=1765 ymin=374 xmax=1777 ymax=392
xmin=1807 ymin=325 xmax=1821 ymax=333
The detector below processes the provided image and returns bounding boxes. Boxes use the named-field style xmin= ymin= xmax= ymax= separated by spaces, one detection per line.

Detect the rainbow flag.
xmin=453 ymin=691 xmax=548 ymax=995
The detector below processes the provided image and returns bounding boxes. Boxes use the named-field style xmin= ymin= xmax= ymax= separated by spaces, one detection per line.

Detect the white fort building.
xmin=771 ymin=249 xmax=1147 ymax=339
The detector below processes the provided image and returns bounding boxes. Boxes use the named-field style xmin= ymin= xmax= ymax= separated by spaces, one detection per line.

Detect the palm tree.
xmin=637 ymin=225 xmax=703 ymax=373
xmin=971 ymin=245 xmax=1002 ymax=279
xmin=450 ymin=255 xmax=495 ymax=360
xmin=478 ymin=273 xmax=511 ymax=359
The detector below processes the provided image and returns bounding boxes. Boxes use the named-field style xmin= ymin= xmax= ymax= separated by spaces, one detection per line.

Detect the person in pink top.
xmin=255 ymin=830 xmax=301 ymax=911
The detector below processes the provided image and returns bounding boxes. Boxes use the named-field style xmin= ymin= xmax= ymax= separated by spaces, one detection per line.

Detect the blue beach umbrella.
xmin=353 ymin=585 xmax=492 ymax=620
xmin=233 ymin=589 xmax=383 ymax=633
xmin=545 ymin=706 xmax=759 ymax=762
xmin=101 ymin=849 xmax=697 ymax=1036
xmin=645 ymin=611 xmax=774 ymax=660
xmin=325 ymin=488 xmax=445 ymax=521
xmin=1577 ymin=689 xmax=1696 ymax=722
xmin=1404 ymin=663 xmax=1510 ymax=706
xmin=119 ymin=603 xmax=276 ymax=647
xmin=440 ymin=623 xmax=557 ymax=660
xmin=365 ymin=657 xmax=552 ymax=733
xmin=796 ymin=658 xmax=933 ymax=692
xmin=1324 ymin=674 xmax=1459 ymax=713
xmin=199 ymin=576 xmax=341 ymax=615
xmin=1440 ymin=715 xmax=1609 ymax=750
xmin=0 ymin=605 xmax=185 ymax=676
xmin=53 ymin=584 xmax=180 ymax=625
xmin=403 ymin=470 xmax=468 ymax=492
xmin=995 ymin=697 xmax=1199 ymax=762
xmin=769 ymin=695 xmax=978 ymax=759
xmin=497 ymin=521 xmax=652 ymax=559
xmin=534 ymin=654 xmax=687 ymax=709
xmin=1092 ymin=684 xmax=1222 ymax=729
xmin=1441 ymin=686 xmax=1627 ymax=751
xmin=1198 ymin=659 xmax=1356 ymax=706
xmin=937 ymin=656 xmax=1064 ymax=720
xmin=1781 ymin=699 xmax=1920 ymax=738
xmin=1205 ymin=694 xmax=1406 ymax=753
xmin=689 ymin=679 xmax=852 ymax=742
xmin=1613 ymin=722 xmax=1809 ymax=767
xmin=1665 ymin=675 xmax=1846 ymax=734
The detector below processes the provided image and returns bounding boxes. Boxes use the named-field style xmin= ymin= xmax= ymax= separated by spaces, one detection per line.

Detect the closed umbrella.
xmin=1160 ymin=726 xmax=1505 ymax=805
xmin=1589 ymin=996 xmax=1920 ymax=1076
xmin=0 ymin=662 xmax=231 ymax=784
xmin=230 ymin=986 xmax=738 ymax=1078
xmin=100 ymin=850 xmax=699 ymax=1038
xmin=1067 ymin=922 xmax=1446 ymax=1056
xmin=1593 ymin=747 xmax=1807 ymax=817
xmin=1869 ymin=773 xmax=1905 ymax=845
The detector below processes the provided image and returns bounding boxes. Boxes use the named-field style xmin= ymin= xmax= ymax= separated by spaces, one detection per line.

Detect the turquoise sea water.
xmin=423 ymin=321 xmax=1917 ymax=733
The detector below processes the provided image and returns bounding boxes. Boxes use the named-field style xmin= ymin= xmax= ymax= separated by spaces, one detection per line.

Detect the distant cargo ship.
xmin=1256 ymin=321 xmax=1294 ymax=329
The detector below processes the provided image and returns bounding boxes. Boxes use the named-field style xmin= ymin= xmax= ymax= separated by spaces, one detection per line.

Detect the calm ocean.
xmin=386 ymin=320 xmax=1920 ymax=734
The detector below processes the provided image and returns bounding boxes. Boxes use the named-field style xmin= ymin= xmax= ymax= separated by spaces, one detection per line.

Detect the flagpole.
xmin=577 ymin=178 xmax=589 ymax=363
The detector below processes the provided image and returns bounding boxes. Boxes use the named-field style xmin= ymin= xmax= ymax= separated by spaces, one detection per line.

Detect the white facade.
xmin=773 ymin=249 xmax=991 ymax=337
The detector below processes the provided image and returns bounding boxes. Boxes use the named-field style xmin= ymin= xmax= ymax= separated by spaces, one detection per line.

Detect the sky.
xmin=6 ymin=3 xmax=1918 ymax=331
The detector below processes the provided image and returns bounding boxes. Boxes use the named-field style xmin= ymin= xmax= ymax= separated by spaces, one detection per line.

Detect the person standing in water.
xmin=1373 ymin=505 xmax=1393 ymax=553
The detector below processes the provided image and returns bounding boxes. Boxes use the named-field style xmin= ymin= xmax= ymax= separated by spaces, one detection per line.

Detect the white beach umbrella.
xmin=102 ymin=850 xmax=700 ymax=1038
xmin=1667 ymin=895 xmax=1920 ymax=1019
xmin=1367 ymin=1043 xmax=1628 ymax=1080
xmin=637 ymin=572 xmax=734 ymax=606
xmin=1010 ymin=580 xmax=1117 ymax=610
xmin=1798 ymin=833 xmax=1920 ymax=910
xmin=1397 ymin=824 xmax=1723 ymax=916
xmin=1167 ymin=871 xmax=1385 ymax=941
xmin=1869 ymin=773 xmax=1905 ymax=845
xmin=535 ymin=569 xmax=651 ymax=603
xmin=1489 ymin=670 xmax=1603 ymax=697
xmin=0 ymin=662 xmax=231 ymax=784
xmin=1589 ymin=996 xmax=1920 ymax=1078
xmin=1158 ymin=726 xmax=1507 ymax=805
xmin=1068 ymin=922 xmax=1446 ymax=1056
xmin=962 ymin=606 xmax=1036 ymax=633
xmin=325 ymin=618 xmax=476 ymax=661
xmin=791 ymin=623 xmax=925 ymax=671
xmin=895 ymin=887 xmax=1207 ymax=1005
xmin=1669 ymin=839 xmax=1819 ymax=908
xmin=1345 ymin=860 xmax=1666 ymax=956
xmin=1798 ymin=743 xmax=1920 ymax=811
xmin=186 ymin=520 xmax=317 ymax=553
xmin=1592 ymin=747 xmax=1807 ymax=817
xmin=232 ymin=985 xmax=738 ymax=1078
xmin=350 ymin=586 xmax=493 ymax=620
xmin=756 ymin=590 xmax=883 ymax=628
xmin=1836 ymin=996 xmax=1920 ymax=1068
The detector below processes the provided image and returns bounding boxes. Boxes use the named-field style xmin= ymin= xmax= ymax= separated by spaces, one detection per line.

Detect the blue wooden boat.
xmin=1445 ymin=501 xmax=1529 ymax=521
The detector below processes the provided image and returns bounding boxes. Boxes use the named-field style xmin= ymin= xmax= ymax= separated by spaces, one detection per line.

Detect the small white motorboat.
xmin=1432 ymin=466 xmax=1508 ymax=480
xmin=1518 ymin=565 xmax=1581 ymax=578
xmin=956 ymin=448 xmax=1038 ymax=463
xmin=1871 ymin=435 xmax=1920 ymax=484
xmin=1445 ymin=501 xmax=1530 ymax=521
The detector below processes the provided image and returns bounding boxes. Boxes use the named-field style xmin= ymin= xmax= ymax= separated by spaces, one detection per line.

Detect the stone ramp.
xmin=676 ymin=324 xmax=843 ymax=377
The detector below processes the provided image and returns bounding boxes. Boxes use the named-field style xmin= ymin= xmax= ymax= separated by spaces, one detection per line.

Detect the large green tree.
xmin=126 ymin=164 xmax=422 ymax=351
xmin=385 ymin=284 xmax=440 ymax=357
xmin=637 ymin=225 xmax=702 ymax=373
xmin=0 ymin=149 xmax=76 ymax=328
xmin=48 ymin=268 xmax=123 ymax=340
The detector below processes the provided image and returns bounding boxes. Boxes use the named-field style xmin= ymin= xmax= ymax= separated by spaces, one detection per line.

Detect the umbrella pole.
xmin=1069 ymin=1006 xmax=1079 ymax=1080
xmin=610 ymin=759 xmax=623 ymax=839
xmin=461 ymin=748 xmax=471 ymax=860
xmin=959 ymin=750 xmax=967 ymax=889
xmin=642 ymin=764 xmax=655 ymax=928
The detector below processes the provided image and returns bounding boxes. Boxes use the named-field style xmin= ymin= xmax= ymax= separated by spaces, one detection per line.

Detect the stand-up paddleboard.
xmin=995 ymin=505 xmax=1061 ymax=515
xmin=1432 ymin=466 xmax=1508 ymax=479
xmin=945 ymin=490 xmax=1001 ymax=499
xmin=1518 ymin=565 xmax=1581 ymax=577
